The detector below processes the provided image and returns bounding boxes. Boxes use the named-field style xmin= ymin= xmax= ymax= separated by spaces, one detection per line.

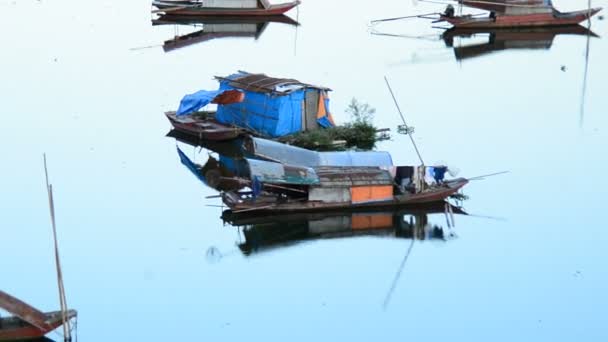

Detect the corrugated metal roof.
xmin=315 ymin=166 xmax=393 ymax=187
xmin=216 ymin=71 xmax=331 ymax=94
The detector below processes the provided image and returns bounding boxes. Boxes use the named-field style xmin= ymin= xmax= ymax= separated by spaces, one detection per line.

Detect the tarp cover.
xmin=215 ymin=72 xmax=334 ymax=137
xmin=247 ymin=137 xmax=393 ymax=167
xmin=177 ymin=89 xmax=223 ymax=116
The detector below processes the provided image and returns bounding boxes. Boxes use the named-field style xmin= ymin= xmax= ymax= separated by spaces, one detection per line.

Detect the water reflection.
xmin=152 ymin=15 xmax=299 ymax=52
xmin=443 ymin=25 xmax=599 ymax=61
xmin=222 ymin=203 xmax=464 ymax=255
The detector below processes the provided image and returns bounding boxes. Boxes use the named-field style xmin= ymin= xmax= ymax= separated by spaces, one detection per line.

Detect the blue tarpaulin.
xmin=215 ymin=74 xmax=305 ymax=137
xmin=176 ymin=89 xmax=223 ymax=116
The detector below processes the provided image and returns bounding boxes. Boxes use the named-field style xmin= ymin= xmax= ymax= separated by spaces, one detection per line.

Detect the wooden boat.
xmin=438 ymin=0 xmax=602 ymax=28
xmin=152 ymin=0 xmax=301 ymax=17
xmin=0 ymin=291 xmax=76 ymax=341
xmin=222 ymin=177 xmax=469 ymax=214
xmin=165 ymin=111 xmax=244 ymax=141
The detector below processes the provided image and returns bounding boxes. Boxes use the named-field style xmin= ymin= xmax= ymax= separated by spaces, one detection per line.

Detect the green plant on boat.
xmin=280 ymin=98 xmax=389 ymax=151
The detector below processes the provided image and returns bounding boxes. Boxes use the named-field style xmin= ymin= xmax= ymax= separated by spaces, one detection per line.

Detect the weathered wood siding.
xmin=203 ymin=0 xmax=258 ymax=8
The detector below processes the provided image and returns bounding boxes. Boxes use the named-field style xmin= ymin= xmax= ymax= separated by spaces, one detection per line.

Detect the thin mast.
xmin=44 ymin=154 xmax=72 ymax=342
xmin=384 ymin=76 xmax=425 ymax=165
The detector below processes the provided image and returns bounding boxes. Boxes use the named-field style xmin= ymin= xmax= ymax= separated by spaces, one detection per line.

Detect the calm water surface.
xmin=1 ymin=0 xmax=607 ymax=341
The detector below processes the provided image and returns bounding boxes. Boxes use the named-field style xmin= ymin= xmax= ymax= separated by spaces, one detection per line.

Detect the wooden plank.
xmin=0 ymin=291 xmax=49 ymax=330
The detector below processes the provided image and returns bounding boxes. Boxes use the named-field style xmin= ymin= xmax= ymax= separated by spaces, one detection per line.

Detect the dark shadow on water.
xmin=152 ymin=14 xmax=299 ymax=52
xmin=222 ymin=203 xmax=466 ymax=256
xmin=442 ymin=25 xmax=599 ymax=61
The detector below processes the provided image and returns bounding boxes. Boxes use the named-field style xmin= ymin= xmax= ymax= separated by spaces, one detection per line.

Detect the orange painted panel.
xmin=351 ymin=185 xmax=393 ymax=203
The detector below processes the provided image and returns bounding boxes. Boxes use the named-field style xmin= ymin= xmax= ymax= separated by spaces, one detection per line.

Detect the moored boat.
xmin=0 ymin=291 xmax=77 ymax=342
xmin=438 ymin=0 xmax=602 ymax=28
xmin=152 ymin=0 xmax=301 ymax=17
xmin=165 ymin=111 xmax=244 ymax=141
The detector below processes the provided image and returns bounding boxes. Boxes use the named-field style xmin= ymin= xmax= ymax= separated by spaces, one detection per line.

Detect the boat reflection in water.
xmin=152 ymin=14 xmax=299 ymax=52
xmin=443 ymin=25 xmax=598 ymax=61
xmin=222 ymin=203 xmax=465 ymax=255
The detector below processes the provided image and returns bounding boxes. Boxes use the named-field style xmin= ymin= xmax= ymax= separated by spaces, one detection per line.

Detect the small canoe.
xmin=440 ymin=7 xmax=602 ymax=28
xmin=165 ymin=111 xmax=244 ymax=141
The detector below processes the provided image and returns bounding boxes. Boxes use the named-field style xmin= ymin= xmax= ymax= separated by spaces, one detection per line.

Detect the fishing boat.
xmin=438 ymin=0 xmax=602 ymax=28
xmin=0 ymin=291 xmax=76 ymax=341
xmin=221 ymin=172 xmax=468 ymax=213
xmin=165 ymin=111 xmax=245 ymax=141
xmin=176 ymin=137 xmax=468 ymax=214
xmin=167 ymin=71 xmax=336 ymax=141
xmin=152 ymin=0 xmax=301 ymax=17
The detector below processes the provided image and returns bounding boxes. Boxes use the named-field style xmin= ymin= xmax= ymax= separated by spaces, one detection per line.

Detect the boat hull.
xmin=442 ymin=8 xmax=602 ymax=28
xmin=165 ymin=112 xmax=243 ymax=141
xmin=153 ymin=1 xmax=300 ymax=16
xmin=223 ymin=179 xmax=469 ymax=214
xmin=0 ymin=310 xmax=77 ymax=341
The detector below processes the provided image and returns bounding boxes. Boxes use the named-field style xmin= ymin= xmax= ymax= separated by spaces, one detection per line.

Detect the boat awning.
xmin=244 ymin=137 xmax=394 ymax=167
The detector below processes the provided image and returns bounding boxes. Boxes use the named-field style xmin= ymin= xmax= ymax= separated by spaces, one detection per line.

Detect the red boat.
xmin=0 ymin=291 xmax=77 ymax=341
xmin=152 ymin=0 xmax=300 ymax=16
xmin=438 ymin=0 xmax=602 ymax=28
xmin=165 ymin=111 xmax=244 ymax=141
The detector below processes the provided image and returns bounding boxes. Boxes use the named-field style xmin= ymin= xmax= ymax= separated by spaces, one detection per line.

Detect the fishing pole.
xmin=370 ymin=12 xmax=440 ymax=24
xmin=384 ymin=76 xmax=425 ymax=166
xmin=466 ymin=170 xmax=509 ymax=181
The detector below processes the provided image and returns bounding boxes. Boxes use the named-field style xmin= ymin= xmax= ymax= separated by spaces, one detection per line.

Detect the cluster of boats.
xmin=3 ymin=1 xmax=603 ymax=340
xmin=167 ymin=70 xmax=469 ymax=215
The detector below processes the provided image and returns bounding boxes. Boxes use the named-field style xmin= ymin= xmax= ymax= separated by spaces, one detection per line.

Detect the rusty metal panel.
xmin=308 ymin=187 xmax=351 ymax=203
xmin=216 ymin=72 xmax=331 ymax=94
xmin=316 ymin=166 xmax=394 ymax=187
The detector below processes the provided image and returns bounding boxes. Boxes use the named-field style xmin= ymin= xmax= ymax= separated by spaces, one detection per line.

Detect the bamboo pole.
xmin=44 ymin=155 xmax=72 ymax=342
